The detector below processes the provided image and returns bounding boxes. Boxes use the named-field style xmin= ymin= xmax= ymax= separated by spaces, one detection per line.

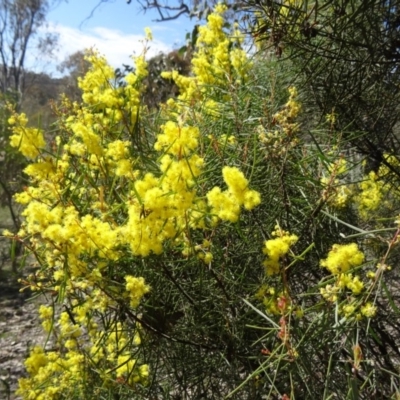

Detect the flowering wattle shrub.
xmin=5 ymin=7 xmax=261 ymax=399
xmin=4 ymin=4 xmax=400 ymax=399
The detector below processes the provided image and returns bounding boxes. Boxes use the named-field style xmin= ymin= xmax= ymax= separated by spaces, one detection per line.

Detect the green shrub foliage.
xmin=4 ymin=4 xmax=400 ymax=399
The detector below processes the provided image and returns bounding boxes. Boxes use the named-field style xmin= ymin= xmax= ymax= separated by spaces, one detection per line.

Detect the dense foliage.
xmin=247 ymin=0 xmax=400 ymax=177
xmin=3 ymin=3 xmax=400 ymax=399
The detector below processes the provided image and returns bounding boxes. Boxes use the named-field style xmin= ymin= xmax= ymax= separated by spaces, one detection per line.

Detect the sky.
xmin=28 ymin=0 xmax=197 ymax=76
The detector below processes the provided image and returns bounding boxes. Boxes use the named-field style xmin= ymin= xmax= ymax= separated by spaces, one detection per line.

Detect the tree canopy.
xmin=0 ymin=0 xmax=61 ymax=98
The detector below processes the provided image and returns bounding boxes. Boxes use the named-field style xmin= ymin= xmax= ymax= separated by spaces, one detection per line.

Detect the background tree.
xmin=57 ymin=50 xmax=91 ymax=101
xmin=0 ymin=0 xmax=60 ymax=102
xmin=98 ymin=0 xmax=242 ymax=21
xmin=142 ymin=49 xmax=192 ymax=108
xmin=0 ymin=0 xmax=61 ymax=259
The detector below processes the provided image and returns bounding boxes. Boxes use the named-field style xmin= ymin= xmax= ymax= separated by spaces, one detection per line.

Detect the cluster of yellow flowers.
xmin=320 ymin=243 xmax=377 ymax=319
xmin=18 ymin=300 xmax=148 ymax=399
xmin=255 ymin=223 xmax=309 ymax=321
xmin=192 ymin=4 xmax=250 ymax=87
xmin=126 ymin=276 xmax=151 ymax=307
xmin=18 ymin=346 xmax=85 ymax=399
xmin=194 ymin=238 xmax=213 ymax=264
xmin=274 ymin=86 xmax=301 ymax=123
xmin=319 ymin=152 xmax=400 ymax=216
xmin=356 ymin=168 xmax=387 ymax=218
xmin=320 ymin=243 xmax=364 ymax=275
xmin=8 ymin=112 xmax=46 ymax=159
xmin=262 ymin=226 xmax=298 ymax=276
xmin=161 ymin=3 xmax=250 ymax=113
xmin=207 ymin=166 xmax=261 ymax=223
xmin=356 ymin=170 xmax=387 ymax=219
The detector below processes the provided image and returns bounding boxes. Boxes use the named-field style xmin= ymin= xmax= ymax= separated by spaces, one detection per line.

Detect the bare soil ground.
xmin=0 ymin=267 xmax=43 ymax=400
xmin=0 ymin=205 xmax=46 ymax=400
